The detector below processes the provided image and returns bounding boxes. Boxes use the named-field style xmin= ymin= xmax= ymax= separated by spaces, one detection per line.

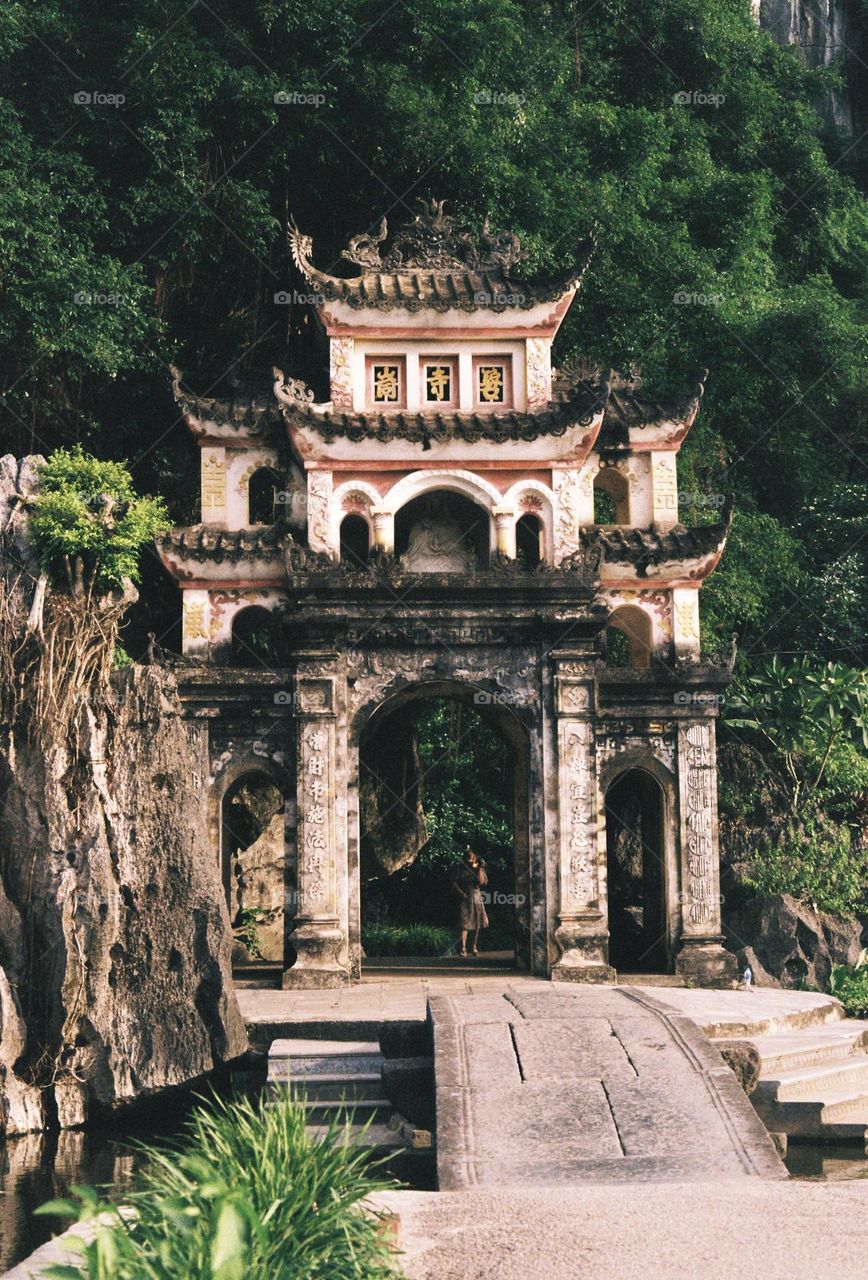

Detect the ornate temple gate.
xmin=164 ymin=198 xmax=738 ymax=990
xmin=233 ymin=564 xmax=737 ymax=989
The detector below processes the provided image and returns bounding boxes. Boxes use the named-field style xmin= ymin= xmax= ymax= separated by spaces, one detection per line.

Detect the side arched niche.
xmin=606 ymin=605 xmax=653 ymax=670
xmin=220 ymin=769 xmax=287 ymax=966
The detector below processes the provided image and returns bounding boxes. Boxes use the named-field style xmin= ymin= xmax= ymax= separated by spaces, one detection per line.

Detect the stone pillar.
xmin=674 ymin=719 xmax=738 ymax=986
xmin=492 ymin=507 xmax=516 ymax=558
xmin=283 ymin=663 xmax=350 ymax=988
xmin=672 ymin=588 xmax=701 ymax=663
xmin=371 ymin=506 xmax=395 ymax=553
xmin=550 ymin=657 xmax=615 ymax=983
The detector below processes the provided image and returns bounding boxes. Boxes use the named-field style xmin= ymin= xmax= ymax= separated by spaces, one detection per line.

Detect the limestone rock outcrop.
xmin=756 ymin=0 xmax=863 ymax=133
xmin=725 ymin=893 xmax=865 ymax=990
xmin=0 ymin=454 xmax=247 ymax=1133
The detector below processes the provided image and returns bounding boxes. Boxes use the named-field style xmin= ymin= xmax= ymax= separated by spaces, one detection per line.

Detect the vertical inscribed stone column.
xmin=550 ymin=657 xmax=615 ymax=982
xmin=674 ymin=719 xmax=738 ymax=985
xmin=283 ymin=667 xmax=350 ymax=988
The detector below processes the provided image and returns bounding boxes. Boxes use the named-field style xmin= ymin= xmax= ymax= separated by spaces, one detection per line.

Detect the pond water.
xmin=0 ymin=1117 xmax=177 ymax=1271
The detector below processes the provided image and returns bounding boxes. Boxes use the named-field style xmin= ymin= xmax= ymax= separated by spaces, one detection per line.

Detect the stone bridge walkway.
xmin=430 ymin=984 xmax=786 ymax=1187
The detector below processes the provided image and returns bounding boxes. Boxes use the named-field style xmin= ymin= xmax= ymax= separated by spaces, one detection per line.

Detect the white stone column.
xmin=492 ymin=506 xmax=517 ymax=558
xmin=550 ymin=655 xmax=614 ymax=982
xmin=371 ymin=506 xmax=395 ymax=554
xmin=283 ymin=665 xmax=349 ymax=988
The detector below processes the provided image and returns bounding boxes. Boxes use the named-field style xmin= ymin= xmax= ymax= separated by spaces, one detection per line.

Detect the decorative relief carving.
xmin=553 ymin=470 xmax=582 ymax=560
xmin=183 ymin=599 xmax=208 ymax=641
xmin=682 ymin=722 xmax=716 ymax=928
xmin=201 ymin=452 xmax=226 ymax=510
xmin=556 ymin=680 xmax=591 ymax=714
xmin=526 ymin=337 xmax=551 ymax=410
xmin=595 ymin=720 xmax=677 ymax=773
xmin=296 ymin=677 xmax=335 ymax=716
xmin=329 ymin=338 xmax=354 ymax=409
xmin=306 ymin=472 xmax=333 ymax=554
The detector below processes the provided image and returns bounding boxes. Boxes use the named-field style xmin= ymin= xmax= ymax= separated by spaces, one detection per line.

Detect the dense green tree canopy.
xmin=1 ymin=0 xmax=866 ymax=663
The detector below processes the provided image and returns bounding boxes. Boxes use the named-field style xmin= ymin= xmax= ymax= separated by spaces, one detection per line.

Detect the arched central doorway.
xmin=604 ymin=767 xmax=671 ymax=972
xmin=354 ymin=683 xmax=530 ymax=971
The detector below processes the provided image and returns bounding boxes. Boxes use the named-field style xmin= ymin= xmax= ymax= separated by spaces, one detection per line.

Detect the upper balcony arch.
xmin=383 ymin=468 xmax=502 ymax=518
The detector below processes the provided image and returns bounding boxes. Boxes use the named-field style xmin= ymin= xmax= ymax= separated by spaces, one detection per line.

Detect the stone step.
xmin=759 ymin=1055 xmax=868 ymax=1102
xmin=304 ymin=1121 xmax=407 ymax=1150
xmin=280 ymin=1073 xmax=386 ymax=1102
xmin=267 ymin=1038 xmax=383 ymax=1084
xmin=299 ymin=1097 xmax=394 ymax=1126
xmin=749 ymin=1022 xmax=868 ymax=1075
xmin=753 ymin=1086 xmax=868 ymax=1140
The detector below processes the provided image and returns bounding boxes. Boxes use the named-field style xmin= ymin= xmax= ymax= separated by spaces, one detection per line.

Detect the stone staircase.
xmin=267 ymin=1038 xmax=400 ymax=1146
xmin=748 ymin=1016 xmax=868 ymax=1144
xmin=266 ymin=1036 xmax=436 ymax=1187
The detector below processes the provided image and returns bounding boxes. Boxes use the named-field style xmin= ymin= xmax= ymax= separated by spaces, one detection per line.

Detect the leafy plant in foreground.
xmin=36 ymin=1091 xmax=396 ymax=1280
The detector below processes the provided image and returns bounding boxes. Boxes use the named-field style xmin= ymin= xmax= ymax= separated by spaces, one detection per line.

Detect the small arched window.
xmin=340 ymin=514 xmax=371 ymax=566
xmin=516 ymin=513 xmax=544 ymax=568
xmin=593 ymin=468 xmax=630 ymax=525
xmin=231 ymin=605 xmax=279 ymax=668
xmin=248 ymin=467 xmax=282 ymax=525
xmin=606 ymin=605 xmax=653 ymax=670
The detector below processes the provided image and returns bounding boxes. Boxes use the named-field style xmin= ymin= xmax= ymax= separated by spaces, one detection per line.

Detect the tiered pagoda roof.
xmin=288 ymin=200 xmax=595 ymax=314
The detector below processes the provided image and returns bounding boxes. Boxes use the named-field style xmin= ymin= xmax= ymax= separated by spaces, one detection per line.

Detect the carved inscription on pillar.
xmin=296 ymin=674 xmax=337 ymax=917
xmin=299 ymin=724 xmax=334 ymax=913
xmin=681 ymin=721 xmax=717 ymax=930
xmin=201 ymin=450 xmax=226 ymax=512
xmin=560 ymin=720 xmax=597 ymax=908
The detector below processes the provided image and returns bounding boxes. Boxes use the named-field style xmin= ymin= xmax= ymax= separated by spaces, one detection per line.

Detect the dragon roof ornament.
xmin=339 ymin=199 xmax=528 ymax=272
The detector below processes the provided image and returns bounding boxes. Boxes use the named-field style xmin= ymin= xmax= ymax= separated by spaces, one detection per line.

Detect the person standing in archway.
xmin=452 ymin=848 xmax=489 ymax=957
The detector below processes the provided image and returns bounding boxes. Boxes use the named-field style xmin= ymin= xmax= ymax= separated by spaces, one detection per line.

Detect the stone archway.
xmin=349 ymin=679 xmax=533 ymax=977
xmin=603 ymin=763 xmax=676 ymax=973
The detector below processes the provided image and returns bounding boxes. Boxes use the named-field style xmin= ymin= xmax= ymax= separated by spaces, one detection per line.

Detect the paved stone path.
xmin=429 ymin=984 xmax=785 ymax=1187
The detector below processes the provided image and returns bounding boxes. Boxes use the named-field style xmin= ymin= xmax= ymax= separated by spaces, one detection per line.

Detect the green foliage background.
xmin=1 ymin=0 xmax=866 ymax=914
